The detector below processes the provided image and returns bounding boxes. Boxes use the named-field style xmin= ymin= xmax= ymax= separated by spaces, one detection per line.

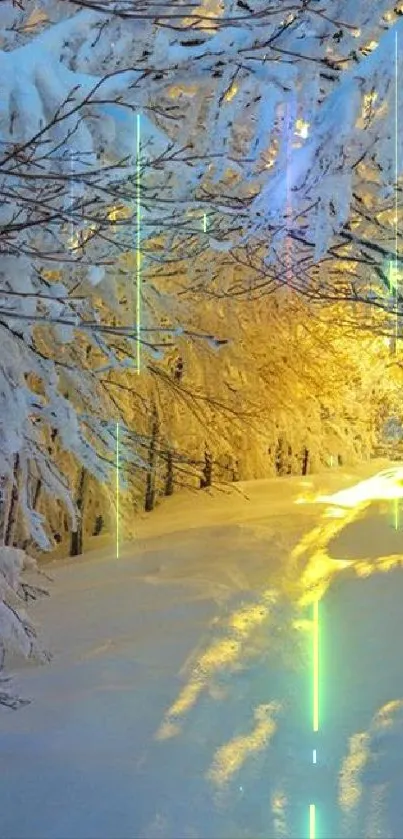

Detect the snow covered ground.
xmin=2 ymin=460 xmax=403 ymax=839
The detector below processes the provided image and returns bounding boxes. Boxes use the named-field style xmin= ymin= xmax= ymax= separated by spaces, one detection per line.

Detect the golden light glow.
xmin=319 ymin=470 xmax=403 ymax=506
xmin=339 ymin=701 xmax=403 ymax=826
xmin=375 ymin=699 xmax=403 ymax=729
xmin=24 ymin=7 xmax=48 ymax=30
xmin=42 ymin=269 xmax=62 ymax=282
xmin=224 ymin=83 xmax=238 ymax=103
xmin=293 ymin=468 xmax=403 ymax=607
xmin=118 ymin=251 xmax=143 ymax=271
xmin=155 ymin=593 xmax=276 ymax=741
xmin=339 ymin=732 xmax=370 ymax=812
xmin=168 ymin=84 xmax=198 ymax=99
xmin=182 ymin=0 xmax=223 ymax=31
xmin=271 ymin=788 xmax=288 ymax=836
xmin=361 ymin=91 xmax=378 ymax=122
xmin=290 ymin=507 xmax=357 ymax=607
xmin=295 ymin=118 xmax=310 ymax=139
xmin=68 ymin=223 xmax=97 ymax=251
xmin=155 ymin=637 xmax=241 ymax=741
xmin=155 ymin=467 xmax=403 ymax=800
xmin=108 ymin=205 xmax=131 ymax=222
xmin=264 ymin=139 xmax=279 ymax=169
xmin=363 ymin=40 xmax=378 ymax=53
xmin=207 ymin=702 xmax=280 ymax=788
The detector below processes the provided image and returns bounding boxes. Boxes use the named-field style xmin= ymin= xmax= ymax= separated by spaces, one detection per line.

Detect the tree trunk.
xmin=200 ymin=447 xmax=213 ymax=489
xmin=4 ymin=455 xmax=20 ymax=546
xmin=0 ymin=477 xmax=8 ymax=544
xmin=275 ymin=437 xmax=286 ymax=476
xmin=32 ymin=478 xmax=42 ymax=510
xmin=302 ymin=448 xmax=309 ymax=476
xmin=93 ymin=515 xmax=104 ymax=536
xmin=145 ymin=405 xmax=160 ymax=512
xmin=22 ymin=476 xmax=43 ymax=551
xmin=165 ymin=450 xmax=174 ymax=496
xmin=70 ymin=467 xmax=87 ymax=557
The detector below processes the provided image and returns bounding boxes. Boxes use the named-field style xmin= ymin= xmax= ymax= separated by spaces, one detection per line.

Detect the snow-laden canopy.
xmin=0 ymin=0 xmax=402 ymax=549
xmin=1 ymin=0 xmax=403 ymax=711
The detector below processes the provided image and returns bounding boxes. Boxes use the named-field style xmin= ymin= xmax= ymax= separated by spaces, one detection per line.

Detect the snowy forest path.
xmin=2 ymin=462 xmax=403 ymax=838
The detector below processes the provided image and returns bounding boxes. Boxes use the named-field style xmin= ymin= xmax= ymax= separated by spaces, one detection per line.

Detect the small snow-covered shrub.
xmin=0 ymin=546 xmax=50 ymax=710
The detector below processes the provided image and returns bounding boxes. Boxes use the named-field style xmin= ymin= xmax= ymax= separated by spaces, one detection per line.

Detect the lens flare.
xmin=136 ymin=114 xmax=141 ymax=374
xmin=309 ymin=804 xmax=316 ymax=839
xmin=313 ymin=599 xmax=319 ymax=733
xmin=116 ymin=421 xmax=119 ymax=559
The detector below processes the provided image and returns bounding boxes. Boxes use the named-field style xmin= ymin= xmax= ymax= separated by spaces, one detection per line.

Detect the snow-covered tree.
xmin=0 ymin=545 xmax=50 ymax=708
xmin=2 ymin=0 xmax=403 ymax=703
xmin=2 ymin=0 xmax=403 ymax=530
xmin=0 ymin=1 xmax=184 ymax=547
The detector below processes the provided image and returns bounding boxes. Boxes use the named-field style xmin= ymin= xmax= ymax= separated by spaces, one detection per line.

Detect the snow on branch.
xmin=0 ymin=546 xmax=50 ymax=710
xmin=250 ymin=16 xmax=403 ymax=262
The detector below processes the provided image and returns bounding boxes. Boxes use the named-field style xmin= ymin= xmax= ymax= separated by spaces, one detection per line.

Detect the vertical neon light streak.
xmin=116 ymin=422 xmax=120 ymax=559
xmin=313 ymin=598 xmax=319 ymax=733
xmin=203 ymin=212 xmax=207 ymax=233
xmin=395 ymin=33 xmax=399 ymax=530
xmin=309 ymin=804 xmax=316 ymax=839
xmin=395 ymin=32 xmax=399 ymax=355
xmin=394 ymin=495 xmax=399 ymax=531
xmin=136 ymin=114 xmax=141 ymax=375
xmin=309 ymin=602 xmax=318 ymax=837
xmin=285 ymin=104 xmax=292 ymax=285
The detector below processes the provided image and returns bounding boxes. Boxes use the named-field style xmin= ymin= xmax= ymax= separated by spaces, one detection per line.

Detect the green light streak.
xmin=310 ymin=598 xmax=319 ymax=837
xmin=136 ymin=113 xmax=141 ymax=375
xmin=394 ymin=34 xmax=400 ymax=531
xmin=395 ymin=32 xmax=399 ymax=356
xmin=309 ymin=804 xmax=316 ymax=839
xmin=116 ymin=421 xmax=120 ymax=559
xmin=313 ymin=599 xmax=319 ymax=732
xmin=394 ymin=497 xmax=399 ymax=531
xmin=388 ymin=260 xmax=398 ymax=293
